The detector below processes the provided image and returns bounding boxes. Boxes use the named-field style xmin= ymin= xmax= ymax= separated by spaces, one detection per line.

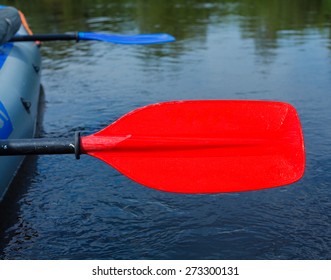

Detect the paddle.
xmin=0 ymin=100 xmax=305 ymax=193
xmin=10 ymin=32 xmax=175 ymax=45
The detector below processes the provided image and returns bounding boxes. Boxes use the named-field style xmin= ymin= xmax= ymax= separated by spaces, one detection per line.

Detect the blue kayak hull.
xmin=0 ymin=21 xmax=42 ymax=202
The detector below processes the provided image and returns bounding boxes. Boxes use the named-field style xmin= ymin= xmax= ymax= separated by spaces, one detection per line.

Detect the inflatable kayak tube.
xmin=0 ymin=8 xmax=42 ymax=202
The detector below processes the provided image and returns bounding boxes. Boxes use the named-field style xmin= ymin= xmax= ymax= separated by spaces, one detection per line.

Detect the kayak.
xmin=0 ymin=8 xmax=42 ymax=202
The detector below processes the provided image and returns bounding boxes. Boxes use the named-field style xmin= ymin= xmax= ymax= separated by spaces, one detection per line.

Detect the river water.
xmin=1 ymin=0 xmax=331 ymax=259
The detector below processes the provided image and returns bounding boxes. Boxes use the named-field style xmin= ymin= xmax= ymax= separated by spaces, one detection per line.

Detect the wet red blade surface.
xmin=81 ymin=100 xmax=305 ymax=193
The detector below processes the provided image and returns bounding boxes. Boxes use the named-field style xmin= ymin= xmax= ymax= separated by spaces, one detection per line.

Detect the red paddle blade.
xmin=81 ymin=100 xmax=305 ymax=193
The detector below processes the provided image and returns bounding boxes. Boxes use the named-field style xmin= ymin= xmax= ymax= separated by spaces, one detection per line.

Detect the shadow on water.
xmin=0 ymin=156 xmax=39 ymax=259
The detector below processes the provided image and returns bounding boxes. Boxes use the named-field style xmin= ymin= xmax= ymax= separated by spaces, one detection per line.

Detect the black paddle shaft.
xmin=0 ymin=132 xmax=81 ymax=159
xmin=10 ymin=33 xmax=79 ymax=42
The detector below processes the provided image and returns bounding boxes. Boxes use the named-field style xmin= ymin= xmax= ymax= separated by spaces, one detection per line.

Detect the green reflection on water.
xmin=3 ymin=0 xmax=330 ymax=34
xmin=2 ymin=0 xmax=331 ymax=60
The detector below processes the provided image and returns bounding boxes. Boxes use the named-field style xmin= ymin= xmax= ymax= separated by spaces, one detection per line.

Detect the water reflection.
xmin=3 ymin=0 xmax=331 ymax=59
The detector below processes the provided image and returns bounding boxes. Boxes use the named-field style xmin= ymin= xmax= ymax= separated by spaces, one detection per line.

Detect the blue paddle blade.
xmin=77 ymin=32 xmax=175 ymax=44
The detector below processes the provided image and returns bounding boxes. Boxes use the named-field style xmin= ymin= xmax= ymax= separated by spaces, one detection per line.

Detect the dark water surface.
xmin=1 ymin=0 xmax=331 ymax=259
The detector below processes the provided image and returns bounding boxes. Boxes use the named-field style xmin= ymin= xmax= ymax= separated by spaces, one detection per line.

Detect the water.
xmin=1 ymin=0 xmax=331 ymax=259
